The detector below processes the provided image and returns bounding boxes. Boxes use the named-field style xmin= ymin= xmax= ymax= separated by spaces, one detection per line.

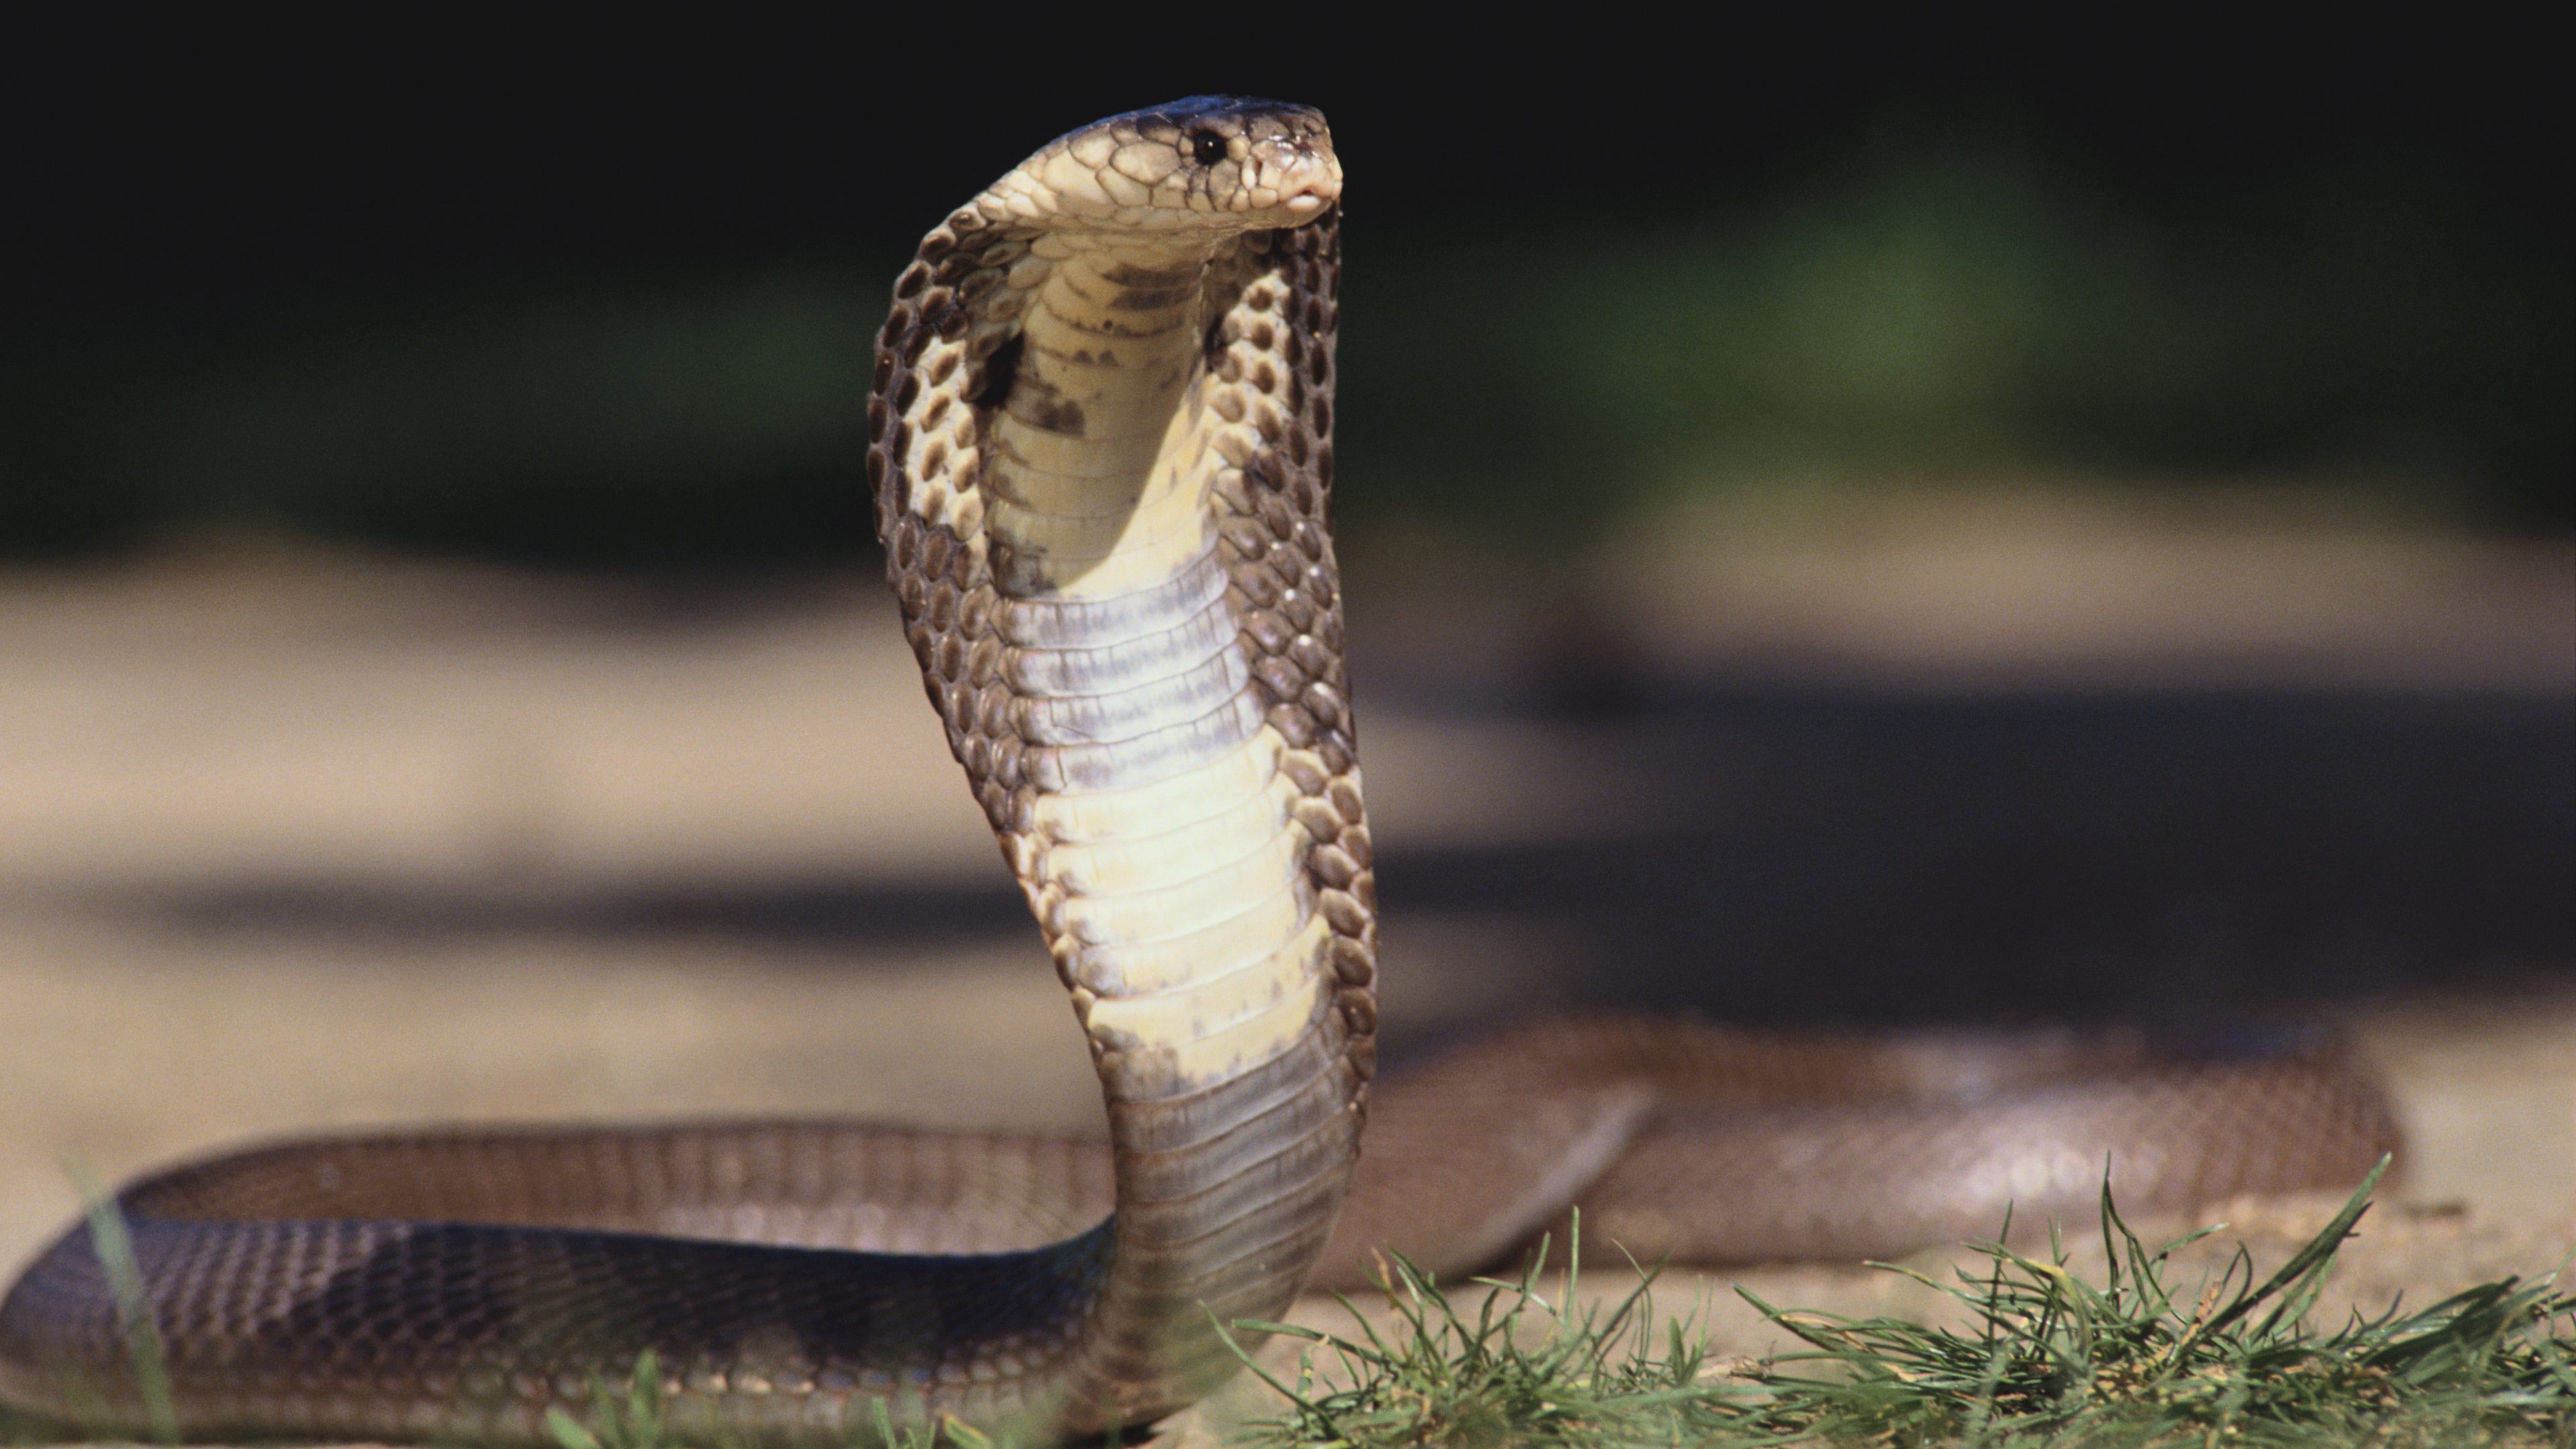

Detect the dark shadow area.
xmin=1384 ymin=687 xmax=2575 ymax=1022
xmin=115 ymin=688 xmax=2575 ymax=1027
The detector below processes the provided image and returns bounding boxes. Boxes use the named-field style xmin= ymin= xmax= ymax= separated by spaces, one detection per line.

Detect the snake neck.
xmin=983 ymin=241 xmax=1220 ymax=600
xmin=871 ymin=203 xmax=1372 ymax=1432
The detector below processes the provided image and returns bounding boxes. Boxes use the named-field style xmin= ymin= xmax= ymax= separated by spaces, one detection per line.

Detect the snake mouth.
xmin=1252 ymin=147 xmax=1342 ymax=222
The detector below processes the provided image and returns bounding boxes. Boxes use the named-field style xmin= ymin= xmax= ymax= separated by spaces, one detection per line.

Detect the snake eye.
xmin=1189 ymin=131 xmax=1227 ymax=166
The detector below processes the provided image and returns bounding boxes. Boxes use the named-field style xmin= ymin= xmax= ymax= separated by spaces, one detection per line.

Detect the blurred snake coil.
xmin=0 ymin=98 xmax=2399 ymax=1445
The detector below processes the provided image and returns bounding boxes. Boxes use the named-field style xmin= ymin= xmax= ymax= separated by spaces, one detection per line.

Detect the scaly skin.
xmin=867 ymin=93 xmax=1370 ymax=1437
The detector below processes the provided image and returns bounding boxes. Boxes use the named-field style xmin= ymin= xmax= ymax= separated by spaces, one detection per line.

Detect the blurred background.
xmin=1 ymin=13 xmax=2571 ymax=1297
xmin=4 ymin=21 xmax=2571 ymax=559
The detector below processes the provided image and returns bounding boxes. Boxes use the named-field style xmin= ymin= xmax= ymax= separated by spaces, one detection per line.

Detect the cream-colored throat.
xmin=984 ymin=243 xmax=1227 ymax=600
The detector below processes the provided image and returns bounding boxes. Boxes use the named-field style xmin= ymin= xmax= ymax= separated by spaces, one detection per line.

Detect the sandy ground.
xmin=1 ymin=514 xmax=2569 ymax=1439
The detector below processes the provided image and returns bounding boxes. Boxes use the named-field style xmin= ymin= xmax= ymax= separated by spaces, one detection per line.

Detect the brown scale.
xmin=869 ymin=213 xmax=1029 ymax=845
xmin=1203 ymin=215 xmax=1379 ymax=1073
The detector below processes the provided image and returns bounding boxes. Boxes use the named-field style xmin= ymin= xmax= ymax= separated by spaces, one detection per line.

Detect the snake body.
xmin=0 ymin=98 xmax=2398 ymax=1445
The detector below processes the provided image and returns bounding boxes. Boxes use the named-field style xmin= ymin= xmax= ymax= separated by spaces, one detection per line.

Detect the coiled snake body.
xmin=0 ymin=98 xmax=2398 ymax=1444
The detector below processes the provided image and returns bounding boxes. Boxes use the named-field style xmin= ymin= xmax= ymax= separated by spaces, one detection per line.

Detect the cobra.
xmin=0 ymin=97 xmax=2398 ymax=1445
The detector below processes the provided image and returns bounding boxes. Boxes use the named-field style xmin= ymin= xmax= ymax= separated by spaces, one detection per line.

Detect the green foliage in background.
xmin=1340 ymin=152 xmax=2569 ymax=540
xmin=3 ymin=270 xmax=886 ymax=563
xmin=5 ymin=146 xmax=2565 ymax=563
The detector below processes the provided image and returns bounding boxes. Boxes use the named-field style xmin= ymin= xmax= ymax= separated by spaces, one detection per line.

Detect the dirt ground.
xmin=1 ymin=511 xmax=2569 ymax=1438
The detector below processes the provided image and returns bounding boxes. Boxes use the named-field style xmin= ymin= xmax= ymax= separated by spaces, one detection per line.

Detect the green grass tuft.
xmin=1221 ymin=1216 xmax=1749 ymax=1448
xmin=1232 ymin=1164 xmax=2575 ymax=1448
xmin=70 ymin=1169 xmax=177 ymax=1447
xmin=547 ymin=1350 xmax=667 ymax=1449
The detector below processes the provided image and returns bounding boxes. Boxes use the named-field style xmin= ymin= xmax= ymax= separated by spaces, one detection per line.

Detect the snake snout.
xmin=1263 ymin=140 xmax=1342 ymax=216
xmin=1244 ymin=107 xmax=1340 ymax=216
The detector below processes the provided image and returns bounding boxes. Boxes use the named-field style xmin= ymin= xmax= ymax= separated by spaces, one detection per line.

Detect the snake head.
xmin=1002 ymin=95 xmax=1341 ymax=231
